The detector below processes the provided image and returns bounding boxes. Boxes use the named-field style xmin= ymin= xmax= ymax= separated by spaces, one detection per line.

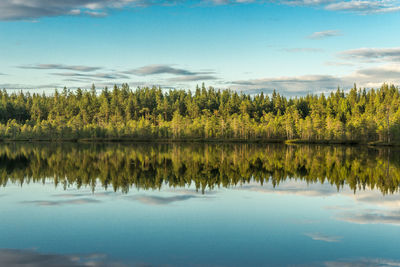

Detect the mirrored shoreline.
xmin=0 ymin=142 xmax=399 ymax=195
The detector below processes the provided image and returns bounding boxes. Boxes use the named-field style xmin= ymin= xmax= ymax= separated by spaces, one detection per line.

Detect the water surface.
xmin=1 ymin=143 xmax=400 ymax=266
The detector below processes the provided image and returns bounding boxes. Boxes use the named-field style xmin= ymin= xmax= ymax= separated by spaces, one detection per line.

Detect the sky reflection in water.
xmin=0 ymin=143 xmax=400 ymax=266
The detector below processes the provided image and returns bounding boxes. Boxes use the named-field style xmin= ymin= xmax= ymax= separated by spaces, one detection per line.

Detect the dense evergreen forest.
xmin=0 ymin=83 xmax=399 ymax=143
xmin=1 ymin=143 xmax=399 ymax=194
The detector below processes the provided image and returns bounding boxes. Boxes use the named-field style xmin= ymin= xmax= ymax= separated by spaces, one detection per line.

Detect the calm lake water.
xmin=1 ymin=143 xmax=400 ymax=266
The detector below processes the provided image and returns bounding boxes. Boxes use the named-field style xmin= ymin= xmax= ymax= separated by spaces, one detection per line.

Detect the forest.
xmin=1 ymin=143 xmax=399 ymax=194
xmin=0 ymin=83 xmax=399 ymax=143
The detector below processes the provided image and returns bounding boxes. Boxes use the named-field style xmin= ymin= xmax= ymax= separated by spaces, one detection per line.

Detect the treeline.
xmin=0 ymin=83 xmax=400 ymax=142
xmin=1 ymin=143 xmax=399 ymax=194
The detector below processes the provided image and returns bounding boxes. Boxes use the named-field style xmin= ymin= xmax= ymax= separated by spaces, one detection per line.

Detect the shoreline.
xmin=0 ymin=138 xmax=398 ymax=147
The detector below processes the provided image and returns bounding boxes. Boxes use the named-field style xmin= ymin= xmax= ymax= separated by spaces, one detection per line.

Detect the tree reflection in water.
xmin=0 ymin=143 xmax=399 ymax=195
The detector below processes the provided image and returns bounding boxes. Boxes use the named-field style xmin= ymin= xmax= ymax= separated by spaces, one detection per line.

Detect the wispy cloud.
xmin=0 ymin=249 xmax=126 ymax=267
xmin=307 ymin=30 xmax=342 ymax=39
xmin=0 ymin=0 xmax=142 ymax=20
xmin=128 ymin=64 xmax=218 ymax=83
xmin=240 ymin=181 xmax=400 ymax=228
xmin=131 ymin=64 xmax=214 ymax=76
xmin=7 ymin=62 xmax=400 ymax=95
xmin=17 ymin=63 xmax=218 ymax=85
xmin=337 ymin=209 xmax=400 ymax=226
xmin=0 ymin=83 xmax=62 ymax=90
xmin=17 ymin=63 xmax=132 ymax=83
xmin=355 ymin=64 xmax=400 ymax=78
xmin=325 ymin=61 xmax=354 ymax=66
xmin=283 ymin=47 xmax=324 ymax=53
xmin=68 ymin=9 xmax=109 ymax=17
xmin=52 ymin=72 xmax=131 ymax=80
xmin=304 ymin=232 xmax=343 ymax=242
xmin=338 ymin=47 xmax=400 ymax=62
xmin=168 ymin=75 xmax=218 ymax=82
xmin=21 ymin=198 xmax=101 ymax=206
xmin=325 ymin=0 xmax=400 ymax=13
xmin=323 ymin=258 xmax=400 ymax=267
xmin=84 ymin=11 xmax=108 ymax=17
xmin=2 ymin=0 xmax=399 ymax=21
xmin=279 ymin=0 xmax=400 ymax=14
xmin=347 ymin=64 xmax=400 ymax=88
xmin=230 ymin=74 xmax=343 ymax=95
xmin=128 ymin=194 xmax=203 ymax=205
xmin=53 ymin=191 xmax=117 ymax=198
xmin=238 ymin=181 xmax=340 ymax=196
xmin=229 ymin=62 xmax=400 ymax=95
xmin=325 ymin=190 xmax=400 ymax=226
xmin=19 ymin=64 xmax=102 ymax=72
xmin=280 ymin=0 xmax=336 ymax=7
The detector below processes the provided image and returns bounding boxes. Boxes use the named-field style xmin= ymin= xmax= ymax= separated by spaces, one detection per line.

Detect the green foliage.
xmin=1 ymin=143 xmax=400 ymax=195
xmin=0 ymin=83 xmax=399 ymax=142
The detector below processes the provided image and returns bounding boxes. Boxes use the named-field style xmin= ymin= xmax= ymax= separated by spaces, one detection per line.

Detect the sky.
xmin=0 ymin=0 xmax=400 ymax=95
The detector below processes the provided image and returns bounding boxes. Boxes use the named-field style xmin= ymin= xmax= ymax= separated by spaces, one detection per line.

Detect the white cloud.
xmin=0 ymin=0 xmax=146 ymax=20
xmin=283 ymin=47 xmax=324 ymax=52
xmin=325 ymin=0 xmax=400 ymax=13
xmin=18 ymin=64 xmax=102 ymax=72
xmin=128 ymin=194 xmax=202 ymax=205
xmin=128 ymin=64 xmax=218 ymax=83
xmin=325 ymin=61 xmax=354 ymax=66
xmin=238 ymin=181 xmax=341 ymax=196
xmin=308 ymin=30 xmax=342 ymax=39
xmin=337 ymin=209 xmax=400 ymax=226
xmin=304 ymin=232 xmax=343 ymax=242
xmin=230 ymin=74 xmax=344 ymax=95
xmin=0 ymin=83 xmax=62 ymax=90
xmin=339 ymin=47 xmax=400 ymax=63
xmin=84 ymin=10 xmax=108 ymax=17
xmin=131 ymin=64 xmax=214 ymax=76
xmin=1 ymin=0 xmax=400 ymax=20
xmin=0 ymin=249 xmax=126 ymax=267
xmin=324 ymin=258 xmax=400 ymax=267
xmin=239 ymin=181 xmax=400 ymax=227
xmin=168 ymin=75 xmax=218 ymax=82
xmin=229 ymin=63 xmax=400 ymax=95
xmin=52 ymin=72 xmax=131 ymax=80
xmin=325 ymin=190 xmax=400 ymax=226
xmin=279 ymin=0 xmax=400 ymax=13
xmin=346 ymin=64 xmax=400 ymax=88
xmin=21 ymin=198 xmax=101 ymax=206
xmin=279 ymin=0 xmax=335 ymax=6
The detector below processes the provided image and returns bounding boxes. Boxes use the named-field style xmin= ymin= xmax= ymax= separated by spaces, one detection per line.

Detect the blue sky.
xmin=1 ymin=0 xmax=400 ymax=95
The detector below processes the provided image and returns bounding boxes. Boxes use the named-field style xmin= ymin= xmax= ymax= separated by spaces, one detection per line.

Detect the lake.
xmin=0 ymin=143 xmax=400 ymax=266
